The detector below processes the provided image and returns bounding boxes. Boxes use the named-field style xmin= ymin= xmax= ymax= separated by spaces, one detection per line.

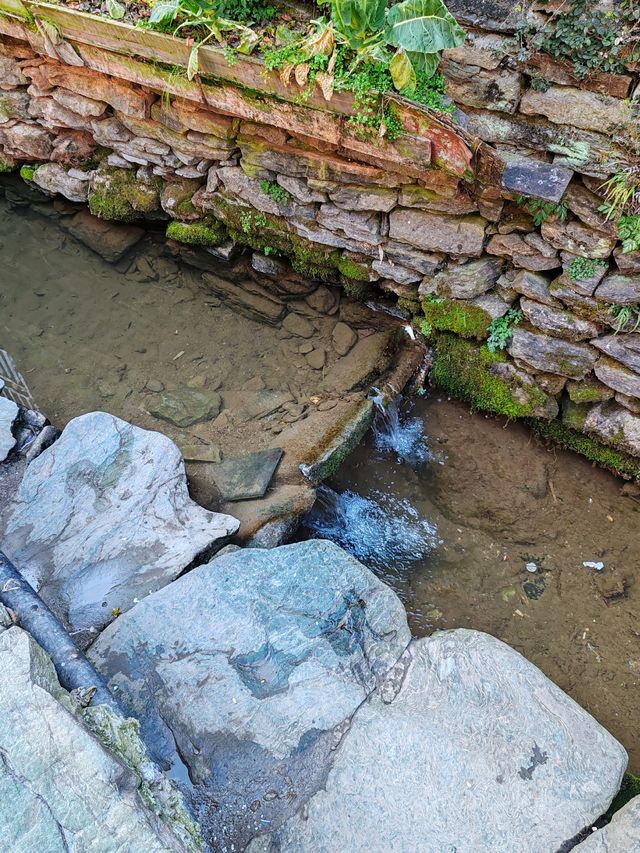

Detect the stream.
xmin=3 ymin=178 xmax=640 ymax=775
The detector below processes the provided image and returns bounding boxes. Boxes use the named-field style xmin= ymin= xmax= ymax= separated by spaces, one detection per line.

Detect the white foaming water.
xmin=306 ymin=485 xmax=439 ymax=579
xmin=370 ymin=391 xmax=435 ymax=465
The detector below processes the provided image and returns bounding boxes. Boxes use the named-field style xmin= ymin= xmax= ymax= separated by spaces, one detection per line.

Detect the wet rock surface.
xmin=88 ymin=540 xmax=411 ymax=849
xmin=269 ymin=630 xmax=626 ymax=853
xmin=0 ymin=411 xmax=238 ymax=645
xmin=0 ymin=626 xmax=186 ymax=853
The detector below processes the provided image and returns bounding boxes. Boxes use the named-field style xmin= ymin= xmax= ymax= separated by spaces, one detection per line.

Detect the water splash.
xmin=370 ymin=390 xmax=433 ymax=465
xmin=305 ymin=485 xmax=438 ymax=579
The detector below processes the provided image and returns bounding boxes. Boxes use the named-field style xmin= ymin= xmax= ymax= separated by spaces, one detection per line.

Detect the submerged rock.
xmin=271 ymin=630 xmax=627 ymax=853
xmin=0 ymin=412 xmax=238 ymax=645
xmin=88 ymin=540 xmax=411 ymax=849
xmin=0 ymin=395 xmax=18 ymax=462
xmin=148 ymin=388 xmax=222 ymax=427
xmin=0 ymin=626 xmax=194 ymax=852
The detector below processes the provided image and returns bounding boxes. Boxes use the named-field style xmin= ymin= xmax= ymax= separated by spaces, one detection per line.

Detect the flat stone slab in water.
xmin=210 ymin=447 xmax=283 ymax=501
xmin=272 ymin=630 xmax=627 ymax=853
xmin=148 ymin=388 xmax=222 ymax=427
xmin=88 ymin=540 xmax=411 ymax=849
xmin=0 ymin=626 xmax=178 ymax=852
xmin=0 ymin=411 xmax=238 ymax=646
xmin=0 ymin=395 xmax=18 ymax=462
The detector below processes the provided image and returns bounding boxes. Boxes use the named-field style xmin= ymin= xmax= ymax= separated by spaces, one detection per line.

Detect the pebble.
xmin=146 ymin=379 xmax=165 ymax=393
xmin=583 ymin=561 xmax=605 ymax=571
xmin=306 ymin=348 xmax=326 ymax=370
xmin=299 ymin=341 xmax=314 ymax=355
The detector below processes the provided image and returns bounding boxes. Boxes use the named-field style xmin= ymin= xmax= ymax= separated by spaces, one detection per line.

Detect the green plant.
xmin=516 ymin=195 xmax=568 ymax=227
xmin=599 ymin=169 xmax=640 ymax=221
xmin=106 ymin=0 xmax=126 ymax=19
xmin=261 ymin=179 xmax=290 ymax=204
xmin=263 ymin=245 xmax=279 ymax=256
xmin=516 ymin=0 xmax=640 ymax=79
xmin=240 ymin=209 xmax=267 ymax=234
xmin=529 ymin=73 xmax=550 ymax=92
xmin=147 ymin=0 xmax=259 ymax=79
xmin=618 ymin=215 xmax=640 ymax=254
xmin=608 ymin=303 xmax=640 ymax=333
xmin=486 ymin=308 xmax=523 ymax=352
xmin=567 ymin=257 xmax=607 ymax=281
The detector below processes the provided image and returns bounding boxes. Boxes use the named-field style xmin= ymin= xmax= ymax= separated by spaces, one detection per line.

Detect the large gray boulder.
xmin=88 ymin=540 xmax=411 ymax=850
xmin=0 ymin=625 xmax=194 ymax=852
xmin=0 ymin=394 xmax=18 ymax=462
xmin=270 ymin=630 xmax=627 ymax=853
xmin=573 ymin=795 xmax=640 ymax=851
xmin=0 ymin=411 xmax=238 ymax=646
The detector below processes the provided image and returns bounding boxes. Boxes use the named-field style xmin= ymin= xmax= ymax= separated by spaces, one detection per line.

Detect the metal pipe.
xmin=0 ymin=549 xmax=120 ymax=711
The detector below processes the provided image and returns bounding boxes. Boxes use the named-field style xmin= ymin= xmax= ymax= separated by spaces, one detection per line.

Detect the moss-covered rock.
xmin=337 ymin=253 xmax=371 ymax=282
xmin=88 ymin=167 xmax=162 ymax=222
xmin=432 ymin=334 xmax=555 ymax=419
xmin=161 ymin=179 xmax=202 ymax=221
xmin=527 ymin=418 xmax=640 ymax=479
xmin=421 ymin=296 xmax=493 ymax=340
xmin=0 ymin=152 xmax=17 ymax=173
xmin=166 ymin=217 xmax=227 ymax=247
xmin=566 ymin=376 xmax=614 ymax=404
xmin=212 ymin=197 xmax=339 ymax=281
xmin=561 ymin=397 xmax=591 ymax=431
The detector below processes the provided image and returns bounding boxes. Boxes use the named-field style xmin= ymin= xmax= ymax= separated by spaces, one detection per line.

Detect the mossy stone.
xmin=432 ymin=334 xmax=552 ymax=419
xmin=337 ymin=253 xmax=371 ymax=282
xmin=527 ymin=418 xmax=640 ymax=479
xmin=421 ymin=297 xmax=492 ymax=340
xmin=166 ymin=218 xmax=227 ymax=247
xmin=88 ymin=167 xmax=162 ymax=222
xmin=561 ymin=397 xmax=590 ymax=431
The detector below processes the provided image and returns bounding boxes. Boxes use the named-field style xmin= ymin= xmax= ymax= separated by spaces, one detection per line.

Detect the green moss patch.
xmin=527 ymin=418 xmax=640 ymax=479
xmin=432 ymin=334 xmax=551 ymax=419
xmin=19 ymin=164 xmax=36 ymax=182
xmin=88 ymin=167 xmax=162 ymax=222
xmin=422 ymin=296 xmax=492 ymax=340
xmin=166 ymin=218 xmax=227 ymax=247
xmin=337 ymin=253 xmax=371 ymax=282
xmin=561 ymin=398 xmax=590 ymax=432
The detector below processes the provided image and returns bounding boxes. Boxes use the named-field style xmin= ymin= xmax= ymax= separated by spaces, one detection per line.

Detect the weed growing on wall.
xmin=261 ymin=180 xmax=290 ymax=205
xmin=567 ymin=257 xmax=607 ymax=281
xmin=486 ymin=309 xmax=523 ymax=353
xmin=516 ymin=195 xmax=568 ymax=227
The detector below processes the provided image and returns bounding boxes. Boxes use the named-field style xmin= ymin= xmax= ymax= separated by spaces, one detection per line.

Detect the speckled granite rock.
xmin=0 ymin=411 xmax=238 ymax=646
xmin=0 ymin=626 xmax=192 ymax=853
xmin=88 ymin=540 xmax=411 ymax=850
xmin=270 ymin=630 xmax=627 ymax=853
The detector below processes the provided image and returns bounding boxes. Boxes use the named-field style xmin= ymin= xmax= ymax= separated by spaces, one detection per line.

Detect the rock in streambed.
xmin=0 ymin=411 xmax=238 ymax=646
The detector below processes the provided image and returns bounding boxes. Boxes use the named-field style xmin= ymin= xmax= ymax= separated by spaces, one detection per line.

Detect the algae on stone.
xmin=89 ymin=166 xmax=162 ymax=221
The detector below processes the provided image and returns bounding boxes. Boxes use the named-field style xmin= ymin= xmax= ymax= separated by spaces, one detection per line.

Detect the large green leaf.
xmin=331 ymin=0 xmax=387 ymax=48
xmin=385 ymin=0 xmax=465 ymax=55
xmin=148 ymin=0 xmax=180 ymax=25
xmin=389 ymin=47 xmax=416 ymax=90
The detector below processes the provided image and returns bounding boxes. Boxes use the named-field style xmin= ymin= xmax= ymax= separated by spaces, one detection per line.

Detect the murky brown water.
xmin=323 ymin=395 xmax=640 ymax=772
xmin=3 ymin=180 xmax=640 ymax=773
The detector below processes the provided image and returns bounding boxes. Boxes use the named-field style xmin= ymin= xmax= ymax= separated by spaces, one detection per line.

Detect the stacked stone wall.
xmin=2 ymin=0 xmax=640 ymax=474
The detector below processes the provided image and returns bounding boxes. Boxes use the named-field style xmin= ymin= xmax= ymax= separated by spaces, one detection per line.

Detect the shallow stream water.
xmin=3 ymin=181 xmax=640 ymax=773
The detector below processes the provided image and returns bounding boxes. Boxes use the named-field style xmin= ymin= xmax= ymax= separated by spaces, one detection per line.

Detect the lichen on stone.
xmin=82 ymin=703 xmax=204 ymax=852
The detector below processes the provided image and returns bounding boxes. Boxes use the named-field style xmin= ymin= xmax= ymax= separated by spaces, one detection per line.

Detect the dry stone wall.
xmin=2 ymin=0 xmax=640 ymax=475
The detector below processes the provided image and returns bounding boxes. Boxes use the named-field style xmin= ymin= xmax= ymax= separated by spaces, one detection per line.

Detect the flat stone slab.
xmin=501 ymin=160 xmax=573 ymax=203
xmin=272 ymin=630 xmax=627 ymax=853
xmin=0 ymin=626 xmax=179 ymax=852
xmin=210 ymin=447 xmax=283 ymax=501
xmin=0 ymin=395 xmax=18 ymax=462
xmin=573 ymin=795 xmax=640 ymax=851
xmin=0 ymin=412 xmax=238 ymax=646
xmin=60 ymin=209 xmax=144 ymax=263
xmin=88 ymin=540 xmax=411 ymax=849
xmin=148 ymin=388 xmax=222 ymax=427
